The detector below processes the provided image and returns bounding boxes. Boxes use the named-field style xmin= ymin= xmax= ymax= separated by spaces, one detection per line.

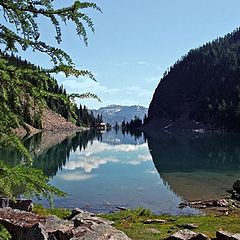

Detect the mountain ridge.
xmin=92 ymin=105 xmax=148 ymax=125
xmin=146 ymin=27 xmax=240 ymax=132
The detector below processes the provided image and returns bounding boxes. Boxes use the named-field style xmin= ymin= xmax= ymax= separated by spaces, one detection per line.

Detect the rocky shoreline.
xmin=0 ymin=206 xmax=130 ymax=240
xmin=1 ymin=200 xmax=240 ymax=240
xmin=178 ymin=179 xmax=240 ymax=215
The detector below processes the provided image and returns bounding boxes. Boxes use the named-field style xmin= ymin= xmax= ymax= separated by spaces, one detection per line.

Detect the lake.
xmin=1 ymin=130 xmax=240 ymax=214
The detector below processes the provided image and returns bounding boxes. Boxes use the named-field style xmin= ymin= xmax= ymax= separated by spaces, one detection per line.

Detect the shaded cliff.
xmin=147 ymin=28 xmax=240 ymax=132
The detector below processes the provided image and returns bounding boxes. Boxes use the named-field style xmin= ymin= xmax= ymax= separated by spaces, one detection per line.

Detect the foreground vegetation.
xmin=1 ymin=205 xmax=240 ymax=239
xmin=31 ymin=206 xmax=240 ymax=240
xmin=101 ymin=208 xmax=240 ymax=239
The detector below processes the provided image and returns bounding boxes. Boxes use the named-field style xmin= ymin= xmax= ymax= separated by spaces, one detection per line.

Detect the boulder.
xmin=192 ymin=233 xmax=209 ymax=240
xmin=165 ymin=229 xmax=198 ymax=240
xmin=216 ymin=230 xmax=233 ymax=240
xmin=0 ymin=207 xmax=131 ymax=240
xmin=0 ymin=198 xmax=33 ymax=212
xmin=231 ymin=234 xmax=240 ymax=240
xmin=9 ymin=199 xmax=33 ymax=212
xmin=25 ymin=223 xmax=48 ymax=240
xmin=67 ymin=208 xmax=89 ymax=220
xmin=142 ymin=219 xmax=167 ymax=224
xmin=179 ymin=224 xmax=198 ymax=230
xmin=0 ymin=198 xmax=9 ymax=208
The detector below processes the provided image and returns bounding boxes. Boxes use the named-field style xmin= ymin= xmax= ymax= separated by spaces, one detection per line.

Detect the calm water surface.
xmin=1 ymin=130 xmax=240 ymax=214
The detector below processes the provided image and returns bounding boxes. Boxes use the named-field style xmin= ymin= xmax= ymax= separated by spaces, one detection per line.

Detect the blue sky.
xmin=21 ymin=0 xmax=240 ymax=109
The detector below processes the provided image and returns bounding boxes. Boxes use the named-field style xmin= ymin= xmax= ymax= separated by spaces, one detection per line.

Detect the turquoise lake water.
xmin=1 ymin=130 xmax=240 ymax=214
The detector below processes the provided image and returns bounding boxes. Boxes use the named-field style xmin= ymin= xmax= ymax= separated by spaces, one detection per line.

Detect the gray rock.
xmin=25 ymin=223 xmax=48 ymax=240
xmin=216 ymin=230 xmax=233 ymax=240
xmin=143 ymin=219 xmax=167 ymax=224
xmin=0 ymin=198 xmax=9 ymax=208
xmin=9 ymin=199 xmax=33 ymax=212
xmin=231 ymin=234 xmax=240 ymax=240
xmin=48 ymin=234 xmax=58 ymax=240
xmin=192 ymin=233 xmax=210 ymax=240
xmin=233 ymin=180 xmax=240 ymax=193
xmin=0 ymin=207 xmax=130 ymax=240
xmin=68 ymin=208 xmax=88 ymax=220
xmin=147 ymin=228 xmax=161 ymax=234
xmin=180 ymin=224 xmax=198 ymax=230
xmin=165 ymin=229 xmax=198 ymax=240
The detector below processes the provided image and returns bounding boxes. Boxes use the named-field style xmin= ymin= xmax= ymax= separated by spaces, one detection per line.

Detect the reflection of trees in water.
xmin=121 ymin=129 xmax=146 ymax=142
xmin=146 ymin=133 xmax=240 ymax=200
xmin=0 ymin=129 xmax=146 ymax=178
xmin=33 ymin=130 xmax=104 ymax=177
xmin=0 ymin=131 xmax=103 ymax=177
xmin=146 ymin=133 xmax=240 ymax=173
xmin=0 ymin=133 xmax=43 ymax=166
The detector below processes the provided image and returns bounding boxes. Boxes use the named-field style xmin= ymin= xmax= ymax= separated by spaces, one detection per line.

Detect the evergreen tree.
xmin=0 ymin=0 xmax=101 ymax=210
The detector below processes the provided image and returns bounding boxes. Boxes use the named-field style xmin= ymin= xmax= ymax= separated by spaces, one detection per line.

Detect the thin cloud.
xmin=63 ymin=141 xmax=152 ymax=172
xmin=64 ymin=156 xmax=119 ymax=173
xmin=60 ymin=172 xmax=95 ymax=181
xmin=137 ymin=61 xmax=148 ymax=65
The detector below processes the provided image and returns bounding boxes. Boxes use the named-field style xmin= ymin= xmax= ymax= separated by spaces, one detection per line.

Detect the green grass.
xmin=100 ymin=207 xmax=240 ymax=240
xmin=1 ymin=205 xmax=240 ymax=240
xmin=33 ymin=204 xmax=71 ymax=219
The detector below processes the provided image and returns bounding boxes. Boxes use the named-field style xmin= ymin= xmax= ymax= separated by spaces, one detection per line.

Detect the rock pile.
xmin=0 ymin=207 xmax=131 ymax=240
xmin=165 ymin=229 xmax=240 ymax=240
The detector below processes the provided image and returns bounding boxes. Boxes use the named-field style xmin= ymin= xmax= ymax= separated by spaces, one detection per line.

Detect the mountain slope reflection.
xmin=2 ymin=129 xmax=238 ymax=212
xmin=147 ymin=132 xmax=240 ymax=200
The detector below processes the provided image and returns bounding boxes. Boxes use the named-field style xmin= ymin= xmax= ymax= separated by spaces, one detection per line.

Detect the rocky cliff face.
xmin=147 ymin=28 xmax=240 ymax=132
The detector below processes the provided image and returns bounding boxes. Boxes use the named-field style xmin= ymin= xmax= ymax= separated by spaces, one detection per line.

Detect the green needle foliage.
xmin=0 ymin=0 xmax=101 ymax=78
xmin=0 ymin=0 xmax=101 ymax=203
xmin=0 ymin=161 xmax=66 ymax=201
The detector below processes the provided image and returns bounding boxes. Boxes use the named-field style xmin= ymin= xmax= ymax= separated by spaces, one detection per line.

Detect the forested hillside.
xmin=0 ymin=51 xmax=76 ymax=130
xmin=148 ymin=28 xmax=240 ymax=132
xmin=0 ymin=52 xmax=101 ymax=134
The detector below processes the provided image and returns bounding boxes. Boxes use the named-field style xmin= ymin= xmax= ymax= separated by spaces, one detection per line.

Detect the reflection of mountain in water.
xmin=2 ymin=129 xmax=239 ymax=202
xmin=0 ymin=130 xmax=146 ymax=178
xmin=0 ymin=131 xmax=104 ymax=177
xmin=147 ymin=133 xmax=240 ymax=172
xmin=146 ymin=132 xmax=240 ymax=200
xmin=101 ymin=129 xmax=145 ymax=145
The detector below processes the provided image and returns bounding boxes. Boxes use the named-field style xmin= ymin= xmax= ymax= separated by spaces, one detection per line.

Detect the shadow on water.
xmin=145 ymin=131 xmax=240 ymax=200
xmin=1 ymin=129 xmax=240 ymax=208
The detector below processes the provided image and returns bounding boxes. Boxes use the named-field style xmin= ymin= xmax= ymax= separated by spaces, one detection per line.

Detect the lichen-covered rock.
xmin=0 ymin=207 xmax=131 ymax=240
xmin=165 ymin=229 xmax=198 ymax=240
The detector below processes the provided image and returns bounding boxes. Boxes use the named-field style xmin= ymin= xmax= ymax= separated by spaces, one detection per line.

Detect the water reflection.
xmin=1 ymin=130 xmax=240 ymax=213
xmin=146 ymin=132 xmax=240 ymax=200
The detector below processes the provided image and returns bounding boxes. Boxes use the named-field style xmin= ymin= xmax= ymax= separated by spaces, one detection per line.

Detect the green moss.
xmin=0 ymin=224 xmax=11 ymax=240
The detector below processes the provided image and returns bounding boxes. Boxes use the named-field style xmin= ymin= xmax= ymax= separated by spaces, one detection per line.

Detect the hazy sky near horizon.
xmin=22 ymin=0 xmax=240 ymax=109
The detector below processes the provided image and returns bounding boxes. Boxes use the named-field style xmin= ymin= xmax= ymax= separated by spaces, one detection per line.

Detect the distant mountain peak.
xmin=92 ymin=105 xmax=148 ymax=125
